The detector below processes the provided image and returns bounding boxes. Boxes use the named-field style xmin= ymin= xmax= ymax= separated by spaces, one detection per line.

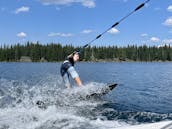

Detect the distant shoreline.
xmin=1 ymin=56 xmax=172 ymax=63
xmin=0 ymin=60 xmax=172 ymax=63
xmin=1 ymin=43 xmax=172 ymax=63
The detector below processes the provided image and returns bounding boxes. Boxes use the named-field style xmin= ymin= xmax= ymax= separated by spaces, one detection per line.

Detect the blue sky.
xmin=0 ymin=0 xmax=172 ymax=47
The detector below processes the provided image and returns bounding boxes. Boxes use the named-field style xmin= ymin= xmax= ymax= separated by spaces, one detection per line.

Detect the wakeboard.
xmin=36 ymin=83 xmax=118 ymax=109
xmin=86 ymin=83 xmax=118 ymax=98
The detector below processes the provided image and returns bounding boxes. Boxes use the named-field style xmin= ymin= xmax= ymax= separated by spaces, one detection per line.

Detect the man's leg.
xmin=62 ymin=74 xmax=71 ymax=88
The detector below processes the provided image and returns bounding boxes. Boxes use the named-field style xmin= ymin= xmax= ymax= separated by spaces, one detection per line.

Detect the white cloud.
xmin=141 ymin=33 xmax=148 ymax=37
xmin=81 ymin=29 xmax=92 ymax=34
xmin=163 ymin=17 xmax=172 ymax=26
xmin=82 ymin=0 xmax=95 ymax=8
xmin=48 ymin=32 xmax=73 ymax=37
xmin=162 ymin=39 xmax=172 ymax=44
xmin=40 ymin=0 xmax=73 ymax=5
xmin=112 ymin=0 xmax=128 ymax=3
xmin=158 ymin=43 xmax=172 ymax=48
xmin=150 ymin=37 xmax=160 ymax=42
xmin=167 ymin=5 xmax=172 ymax=12
xmin=108 ymin=28 xmax=119 ymax=34
xmin=55 ymin=7 xmax=61 ymax=11
xmin=40 ymin=0 xmax=96 ymax=8
xmin=15 ymin=6 xmax=30 ymax=14
xmin=123 ymin=0 xmax=128 ymax=2
xmin=154 ymin=7 xmax=161 ymax=11
xmin=17 ymin=32 xmax=27 ymax=38
xmin=1 ymin=7 xmax=6 ymax=12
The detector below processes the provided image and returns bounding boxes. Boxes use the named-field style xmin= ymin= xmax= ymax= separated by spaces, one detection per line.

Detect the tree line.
xmin=0 ymin=42 xmax=172 ymax=62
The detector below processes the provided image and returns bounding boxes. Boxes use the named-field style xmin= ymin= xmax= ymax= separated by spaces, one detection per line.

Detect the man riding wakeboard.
xmin=60 ymin=51 xmax=83 ymax=88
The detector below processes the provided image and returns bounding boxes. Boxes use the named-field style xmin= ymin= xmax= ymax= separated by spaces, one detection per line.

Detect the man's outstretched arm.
xmin=74 ymin=77 xmax=82 ymax=86
xmin=67 ymin=66 xmax=83 ymax=86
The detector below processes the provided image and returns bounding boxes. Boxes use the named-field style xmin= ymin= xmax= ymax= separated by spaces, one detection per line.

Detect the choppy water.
xmin=0 ymin=62 xmax=172 ymax=129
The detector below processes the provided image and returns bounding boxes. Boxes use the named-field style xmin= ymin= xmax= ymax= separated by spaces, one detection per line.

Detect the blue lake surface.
xmin=0 ymin=62 xmax=172 ymax=129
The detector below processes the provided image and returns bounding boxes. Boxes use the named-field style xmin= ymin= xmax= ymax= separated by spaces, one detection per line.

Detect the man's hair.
xmin=67 ymin=51 xmax=80 ymax=58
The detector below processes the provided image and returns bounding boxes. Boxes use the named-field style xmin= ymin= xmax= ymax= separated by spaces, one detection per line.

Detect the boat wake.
xmin=0 ymin=77 xmax=172 ymax=129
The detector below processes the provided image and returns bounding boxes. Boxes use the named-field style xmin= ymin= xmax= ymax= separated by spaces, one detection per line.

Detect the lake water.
xmin=0 ymin=62 xmax=172 ymax=129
